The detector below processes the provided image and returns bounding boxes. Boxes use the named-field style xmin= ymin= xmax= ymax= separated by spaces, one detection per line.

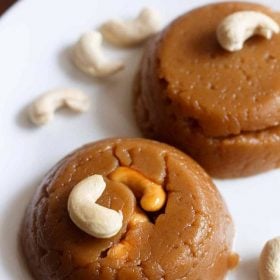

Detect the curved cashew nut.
xmin=259 ymin=237 xmax=280 ymax=280
xmin=217 ymin=11 xmax=280 ymax=52
xmin=29 ymin=88 xmax=89 ymax=125
xmin=72 ymin=31 xmax=124 ymax=77
xmin=68 ymin=175 xmax=123 ymax=238
xmin=109 ymin=166 xmax=166 ymax=212
xmin=100 ymin=8 xmax=162 ymax=47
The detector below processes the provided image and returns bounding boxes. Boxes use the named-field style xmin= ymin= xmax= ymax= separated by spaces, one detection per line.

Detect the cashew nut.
xmin=108 ymin=207 xmax=149 ymax=259
xmin=128 ymin=207 xmax=149 ymax=227
xmin=28 ymin=88 xmax=89 ymax=125
xmin=109 ymin=166 xmax=166 ymax=212
xmin=100 ymin=8 xmax=162 ymax=47
xmin=216 ymin=11 xmax=280 ymax=52
xmin=72 ymin=31 xmax=124 ymax=77
xmin=259 ymin=237 xmax=280 ymax=280
xmin=67 ymin=175 xmax=123 ymax=239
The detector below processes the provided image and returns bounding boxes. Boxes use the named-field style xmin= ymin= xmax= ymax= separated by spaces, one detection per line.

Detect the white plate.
xmin=0 ymin=0 xmax=279 ymax=279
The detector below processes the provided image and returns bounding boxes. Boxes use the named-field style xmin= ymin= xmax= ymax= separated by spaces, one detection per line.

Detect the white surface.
xmin=0 ymin=0 xmax=279 ymax=279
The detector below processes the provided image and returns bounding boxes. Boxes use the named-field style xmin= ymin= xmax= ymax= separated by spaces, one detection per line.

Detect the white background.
xmin=0 ymin=0 xmax=279 ymax=279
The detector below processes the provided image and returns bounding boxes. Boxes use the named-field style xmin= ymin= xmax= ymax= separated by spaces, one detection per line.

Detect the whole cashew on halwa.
xmin=68 ymin=167 xmax=166 ymax=238
xmin=100 ymin=8 xmax=162 ymax=47
xmin=29 ymin=89 xmax=89 ymax=125
xmin=72 ymin=31 xmax=124 ymax=77
xmin=68 ymin=175 xmax=123 ymax=238
xmin=259 ymin=237 xmax=280 ymax=280
xmin=217 ymin=11 xmax=280 ymax=52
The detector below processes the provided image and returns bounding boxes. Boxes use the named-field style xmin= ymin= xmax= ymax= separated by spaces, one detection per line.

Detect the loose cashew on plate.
xmin=259 ymin=237 xmax=280 ymax=280
xmin=72 ymin=31 xmax=124 ymax=78
xmin=29 ymin=88 xmax=89 ymax=126
xmin=68 ymin=175 xmax=123 ymax=238
xmin=100 ymin=7 xmax=162 ymax=47
xmin=217 ymin=11 xmax=280 ymax=52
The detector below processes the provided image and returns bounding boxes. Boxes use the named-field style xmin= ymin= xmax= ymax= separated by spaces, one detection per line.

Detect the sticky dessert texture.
xmin=22 ymin=138 xmax=233 ymax=280
xmin=157 ymin=2 xmax=280 ymax=137
xmin=135 ymin=2 xmax=280 ymax=178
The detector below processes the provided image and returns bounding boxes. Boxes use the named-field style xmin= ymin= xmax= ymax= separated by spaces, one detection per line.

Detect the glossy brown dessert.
xmin=135 ymin=2 xmax=280 ymax=178
xmin=22 ymin=138 xmax=234 ymax=279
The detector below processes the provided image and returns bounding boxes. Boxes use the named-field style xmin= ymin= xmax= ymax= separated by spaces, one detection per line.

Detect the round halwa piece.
xmin=22 ymin=138 xmax=234 ymax=280
xmin=135 ymin=2 xmax=280 ymax=178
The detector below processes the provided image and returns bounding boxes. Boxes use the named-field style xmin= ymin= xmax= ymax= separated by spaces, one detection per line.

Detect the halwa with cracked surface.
xmin=135 ymin=2 xmax=280 ymax=178
xmin=21 ymin=138 xmax=234 ymax=279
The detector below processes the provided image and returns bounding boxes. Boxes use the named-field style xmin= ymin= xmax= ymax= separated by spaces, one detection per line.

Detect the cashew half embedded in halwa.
xmin=68 ymin=175 xmax=123 ymax=239
xmin=128 ymin=207 xmax=150 ymax=227
xmin=109 ymin=166 xmax=166 ymax=212
xmin=217 ymin=11 xmax=280 ymax=52
xmin=259 ymin=237 xmax=280 ymax=280
xmin=72 ymin=31 xmax=124 ymax=78
xmin=100 ymin=8 xmax=162 ymax=47
xmin=28 ymin=88 xmax=89 ymax=126
xmin=108 ymin=207 xmax=149 ymax=259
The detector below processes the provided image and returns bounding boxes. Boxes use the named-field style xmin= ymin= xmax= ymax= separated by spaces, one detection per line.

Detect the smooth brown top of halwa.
xmin=22 ymin=138 xmax=233 ymax=280
xmin=158 ymin=2 xmax=280 ymax=137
